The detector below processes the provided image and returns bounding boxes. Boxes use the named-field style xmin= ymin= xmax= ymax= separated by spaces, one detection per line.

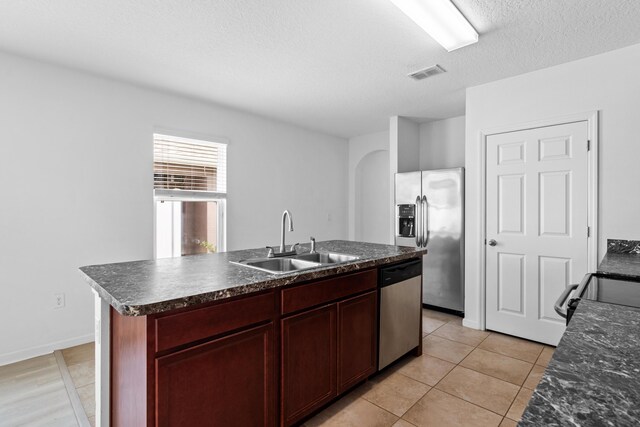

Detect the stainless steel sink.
xmin=232 ymin=257 xmax=322 ymax=274
xmin=294 ymin=252 xmax=360 ymax=264
xmin=231 ymin=251 xmax=360 ymax=274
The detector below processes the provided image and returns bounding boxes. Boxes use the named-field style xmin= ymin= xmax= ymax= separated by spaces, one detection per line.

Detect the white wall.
xmin=0 ymin=52 xmax=348 ymax=364
xmin=419 ymin=116 xmax=465 ymax=170
xmin=464 ymin=42 xmax=640 ymax=329
xmin=355 ymin=150 xmax=390 ymax=244
xmin=394 ymin=117 xmax=421 ymax=173
xmin=348 ymin=130 xmax=390 ymax=243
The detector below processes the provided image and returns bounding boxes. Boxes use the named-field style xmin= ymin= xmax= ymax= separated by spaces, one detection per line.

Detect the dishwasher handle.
xmin=380 ymin=259 xmax=422 ymax=287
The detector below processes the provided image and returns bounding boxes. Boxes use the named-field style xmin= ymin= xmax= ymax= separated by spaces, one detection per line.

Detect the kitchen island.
xmin=80 ymin=240 xmax=427 ymax=427
xmin=520 ymin=239 xmax=640 ymax=426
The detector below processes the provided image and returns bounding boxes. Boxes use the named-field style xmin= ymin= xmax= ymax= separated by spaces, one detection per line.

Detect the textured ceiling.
xmin=1 ymin=0 xmax=640 ymax=138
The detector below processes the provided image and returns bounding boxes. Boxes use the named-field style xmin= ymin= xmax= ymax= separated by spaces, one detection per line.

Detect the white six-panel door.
xmin=485 ymin=121 xmax=589 ymax=345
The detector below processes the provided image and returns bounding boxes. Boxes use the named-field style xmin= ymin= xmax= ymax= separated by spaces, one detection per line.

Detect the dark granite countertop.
xmin=520 ymin=239 xmax=640 ymax=426
xmin=80 ymin=240 xmax=426 ymax=316
xmin=519 ymin=299 xmax=640 ymax=426
xmin=597 ymin=238 xmax=640 ymax=279
xmin=597 ymin=252 xmax=640 ymax=279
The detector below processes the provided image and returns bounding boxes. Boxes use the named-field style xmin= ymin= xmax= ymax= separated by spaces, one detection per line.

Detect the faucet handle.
xmin=289 ymin=243 xmax=300 ymax=253
xmin=266 ymin=246 xmax=275 ymax=258
xmin=310 ymin=236 xmax=316 ymax=253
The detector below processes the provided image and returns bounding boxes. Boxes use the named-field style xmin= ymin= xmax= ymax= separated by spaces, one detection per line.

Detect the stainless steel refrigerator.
xmin=394 ymin=168 xmax=464 ymax=312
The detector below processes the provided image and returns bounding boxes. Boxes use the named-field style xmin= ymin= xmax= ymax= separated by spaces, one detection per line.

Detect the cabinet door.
xmin=337 ymin=291 xmax=377 ymax=394
xmin=281 ymin=304 xmax=337 ymax=426
xmin=156 ymin=323 xmax=274 ymax=427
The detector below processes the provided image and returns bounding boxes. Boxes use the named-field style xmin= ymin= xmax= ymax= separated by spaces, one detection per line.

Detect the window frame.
xmin=152 ymin=133 xmax=228 ymax=258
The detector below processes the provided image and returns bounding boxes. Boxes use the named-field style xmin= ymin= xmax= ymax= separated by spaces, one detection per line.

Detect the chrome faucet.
xmin=280 ymin=210 xmax=294 ymax=253
xmin=310 ymin=236 xmax=317 ymax=253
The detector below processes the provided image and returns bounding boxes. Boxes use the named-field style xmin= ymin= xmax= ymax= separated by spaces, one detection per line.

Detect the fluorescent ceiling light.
xmin=390 ymin=0 xmax=478 ymax=51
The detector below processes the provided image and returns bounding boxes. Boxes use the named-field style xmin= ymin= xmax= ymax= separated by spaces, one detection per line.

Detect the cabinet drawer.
xmin=281 ymin=269 xmax=376 ymax=315
xmin=155 ymin=291 xmax=276 ymax=353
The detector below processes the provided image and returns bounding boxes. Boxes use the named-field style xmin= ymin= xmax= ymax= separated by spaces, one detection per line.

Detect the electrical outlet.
xmin=54 ymin=293 xmax=65 ymax=309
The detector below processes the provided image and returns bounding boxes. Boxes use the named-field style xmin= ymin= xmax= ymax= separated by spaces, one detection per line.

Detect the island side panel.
xmin=110 ymin=308 xmax=153 ymax=427
xmin=93 ymin=291 xmax=110 ymax=427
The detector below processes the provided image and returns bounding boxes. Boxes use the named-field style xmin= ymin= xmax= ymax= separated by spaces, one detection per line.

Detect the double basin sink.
xmin=233 ymin=252 xmax=360 ymax=274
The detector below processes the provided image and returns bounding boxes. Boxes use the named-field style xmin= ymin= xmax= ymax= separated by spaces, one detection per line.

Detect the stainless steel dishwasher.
xmin=378 ymin=259 xmax=422 ymax=370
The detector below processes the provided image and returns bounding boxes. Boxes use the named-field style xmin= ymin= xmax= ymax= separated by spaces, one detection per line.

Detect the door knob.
xmin=488 ymin=239 xmax=497 ymax=246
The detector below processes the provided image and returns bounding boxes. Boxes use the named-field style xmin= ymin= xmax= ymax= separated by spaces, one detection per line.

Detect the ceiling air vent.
xmin=408 ymin=64 xmax=446 ymax=80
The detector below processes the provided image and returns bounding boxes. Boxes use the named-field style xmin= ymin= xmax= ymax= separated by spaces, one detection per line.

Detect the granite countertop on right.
xmin=519 ymin=298 xmax=640 ymax=426
xmin=597 ymin=238 xmax=640 ymax=279
xmin=519 ymin=238 xmax=640 ymax=426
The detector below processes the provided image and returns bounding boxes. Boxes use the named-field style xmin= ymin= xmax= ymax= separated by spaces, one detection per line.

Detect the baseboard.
xmin=462 ymin=318 xmax=482 ymax=330
xmin=0 ymin=333 xmax=94 ymax=367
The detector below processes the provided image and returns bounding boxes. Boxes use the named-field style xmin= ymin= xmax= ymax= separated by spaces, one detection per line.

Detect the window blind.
xmin=153 ymin=134 xmax=227 ymax=194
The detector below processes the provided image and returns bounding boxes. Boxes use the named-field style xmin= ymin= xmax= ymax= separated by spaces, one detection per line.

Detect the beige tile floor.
xmin=62 ymin=343 xmax=96 ymax=427
xmin=304 ymin=308 xmax=554 ymax=427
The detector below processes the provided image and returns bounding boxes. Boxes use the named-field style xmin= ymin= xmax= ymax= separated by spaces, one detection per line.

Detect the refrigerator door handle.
xmin=415 ymin=196 xmax=422 ymax=247
xmin=422 ymin=195 xmax=429 ymax=247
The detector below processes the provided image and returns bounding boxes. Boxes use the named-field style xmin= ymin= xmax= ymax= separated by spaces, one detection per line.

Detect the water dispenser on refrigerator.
xmin=396 ymin=204 xmax=416 ymax=238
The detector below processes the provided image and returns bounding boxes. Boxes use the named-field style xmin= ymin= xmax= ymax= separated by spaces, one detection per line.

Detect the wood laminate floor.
xmin=0 ymin=354 xmax=78 ymax=426
xmin=0 ymin=343 xmax=95 ymax=427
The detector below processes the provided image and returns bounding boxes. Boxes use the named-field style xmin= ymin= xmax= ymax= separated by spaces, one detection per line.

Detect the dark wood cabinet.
xmin=156 ymin=323 xmax=275 ymax=427
xmin=281 ymin=304 xmax=337 ymax=426
xmin=280 ymin=272 xmax=379 ymax=426
xmin=337 ymin=291 xmax=377 ymax=394
xmin=108 ymin=267 xmax=400 ymax=427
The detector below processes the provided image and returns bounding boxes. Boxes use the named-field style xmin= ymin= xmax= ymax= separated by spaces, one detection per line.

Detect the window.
xmin=153 ymin=134 xmax=227 ymax=258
